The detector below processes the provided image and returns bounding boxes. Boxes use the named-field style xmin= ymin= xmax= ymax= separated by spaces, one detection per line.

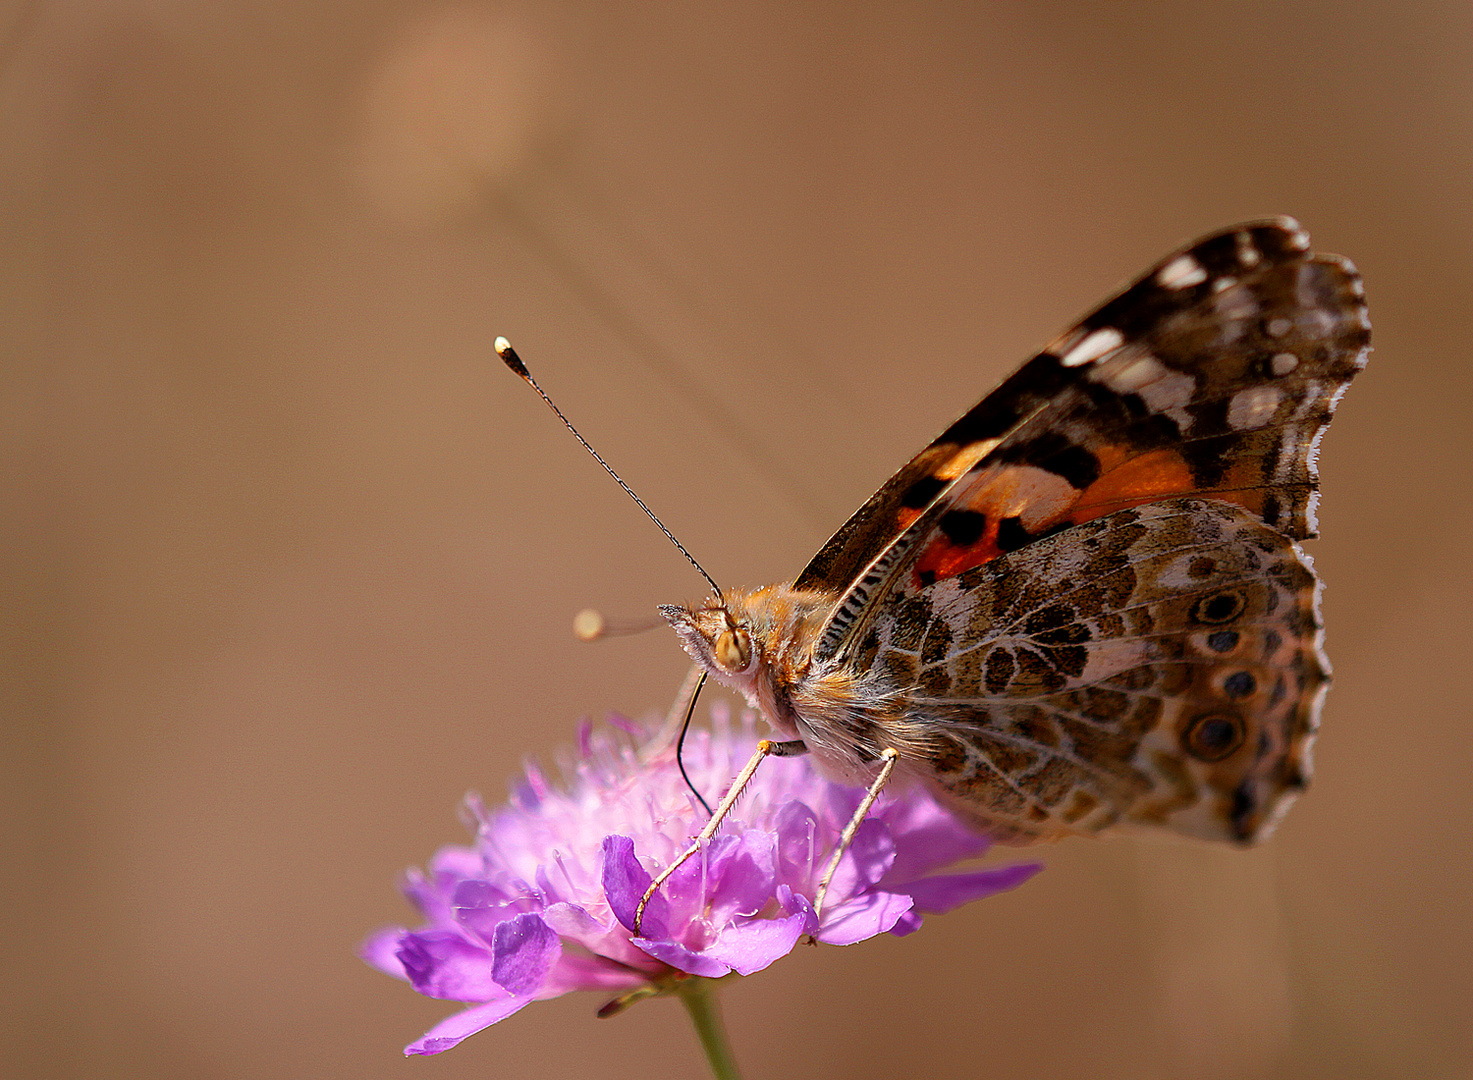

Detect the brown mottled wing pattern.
xmin=803 ymin=219 xmax=1368 ymax=667
xmin=854 ymin=499 xmax=1325 ymax=843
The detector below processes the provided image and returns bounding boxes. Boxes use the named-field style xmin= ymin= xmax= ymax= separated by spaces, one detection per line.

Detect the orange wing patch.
xmin=1069 ymin=447 xmax=1195 ymax=520
xmin=908 ymin=447 xmax=1203 ymax=589
xmin=909 ymin=464 xmax=1078 ymax=587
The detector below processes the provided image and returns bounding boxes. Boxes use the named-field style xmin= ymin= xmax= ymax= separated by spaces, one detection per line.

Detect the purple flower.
xmin=362 ymin=708 xmax=1041 ymax=1055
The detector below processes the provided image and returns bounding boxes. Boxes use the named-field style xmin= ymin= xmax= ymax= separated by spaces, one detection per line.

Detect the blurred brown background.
xmin=5 ymin=3 xmax=1471 ymax=1078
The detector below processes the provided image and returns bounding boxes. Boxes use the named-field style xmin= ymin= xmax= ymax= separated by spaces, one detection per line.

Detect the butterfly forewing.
xmin=805 ymin=219 xmax=1367 ymax=669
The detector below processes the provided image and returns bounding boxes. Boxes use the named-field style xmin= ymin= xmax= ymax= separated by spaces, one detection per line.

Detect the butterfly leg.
xmin=633 ymin=737 xmax=808 ymax=935
xmin=811 ymin=748 xmax=900 ymax=930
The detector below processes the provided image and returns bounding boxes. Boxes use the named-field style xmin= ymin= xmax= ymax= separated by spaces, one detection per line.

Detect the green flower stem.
xmin=676 ymin=978 xmax=743 ymax=1080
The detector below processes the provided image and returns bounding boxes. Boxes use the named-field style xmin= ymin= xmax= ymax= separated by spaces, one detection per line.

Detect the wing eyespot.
xmin=1182 ymin=713 xmax=1246 ymax=762
xmin=1205 ymin=629 xmax=1240 ymax=653
xmin=1221 ymin=669 xmax=1257 ymax=700
xmin=1191 ymin=590 xmax=1247 ymax=624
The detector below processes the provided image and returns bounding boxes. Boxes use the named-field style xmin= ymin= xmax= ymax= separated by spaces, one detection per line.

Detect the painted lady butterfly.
xmin=659 ymin=218 xmax=1368 ymax=849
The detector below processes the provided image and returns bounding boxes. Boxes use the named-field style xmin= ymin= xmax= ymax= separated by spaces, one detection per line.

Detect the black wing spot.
xmin=1230 ymin=779 xmax=1258 ymax=839
xmin=996 ymin=515 xmax=1069 ymax=553
xmin=901 ymin=474 xmax=947 ymax=510
xmin=1025 ymin=602 xmax=1079 ymax=638
xmin=994 ymin=431 xmax=1101 ymax=490
xmin=938 ymin=354 xmax=1073 ymax=443
xmin=1192 ymin=590 xmax=1247 ymax=624
xmin=984 ymin=648 xmax=1016 ymax=694
xmin=1206 ymin=630 xmax=1240 ymax=653
xmin=938 ymin=509 xmax=987 ymax=547
xmin=996 ymin=515 xmax=1030 ymax=552
xmin=1182 ymin=713 xmax=1245 ymax=762
xmin=1222 ymin=670 xmax=1257 ymax=699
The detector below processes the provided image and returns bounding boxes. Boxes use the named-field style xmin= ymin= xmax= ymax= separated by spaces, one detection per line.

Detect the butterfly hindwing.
xmin=850 ymin=498 xmax=1325 ymax=843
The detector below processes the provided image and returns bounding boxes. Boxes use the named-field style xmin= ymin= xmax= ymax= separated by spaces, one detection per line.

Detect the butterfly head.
xmin=659 ymin=585 xmax=836 ymax=747
xmin=659 ymin=597 xmax=759 ymax=681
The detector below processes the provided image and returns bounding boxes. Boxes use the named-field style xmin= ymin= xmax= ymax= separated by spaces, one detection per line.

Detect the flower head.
xmin=362 ymin=708 xmax=1041 ymax=1055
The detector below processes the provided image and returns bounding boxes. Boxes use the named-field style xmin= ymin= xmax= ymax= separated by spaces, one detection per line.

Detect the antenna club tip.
xmin=495 ymin=337 xmax=530 ymax=379
xmin=572 ymin=608 xmax=606 ymax=642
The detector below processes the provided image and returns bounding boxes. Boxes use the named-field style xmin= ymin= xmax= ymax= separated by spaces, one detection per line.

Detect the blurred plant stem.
xmin=677 ymin=978 xmax=742 ymax=1080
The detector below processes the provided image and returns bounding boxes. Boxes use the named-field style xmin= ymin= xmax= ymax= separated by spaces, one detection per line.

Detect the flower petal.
xmin=451 ymin=882 xmax=529 ymax=944
xmin=876 ymin=797 xmax=994 ymax=881
xmin=703 ymin=832 xmax=776 ymax=923
xmin=631 ymin=937 xmax=733 ymax=978
xmin=538 ymin=900 xmax=602 ymax=943
xmin=369 ymin=712 xmax=1046 ymax=1058
xmin=701 ymin=912 xmax=809 ymax=975
xmin=427 ymin=844 xmax=484 ymax=879
xmin=400 ymin=866 xmax=464 ymax=926
xmin=359 ymin=926 xmax=410 ymax=980
xmin=819 ymin=818 xmax=896 ymax=904
xmin=776 ymin=884 xmax=819 ymax=935
xmin=903 ymin=864 xmax=1045 ymax=914
xmin=541 ymin=952 xmax=647 ymax=994
xmin=542 ymin=901 xmax=658 ymax=971
xmin=816 ymin=890 xmax=913 ymax=946
xmin=889 ymin=909 xmax=924 ymax=937
xmin=491 ymin=913 xmax=562 ymax=997
xmin=600 ymin=835 xmax=669 ymax=938
xmin=774 ymin=801 xmax=820 ymax=886
xmin=397 ymin=931 xmax=502 ymax=1000
xmin=405 ymin=997 xmax=532 ymax=1055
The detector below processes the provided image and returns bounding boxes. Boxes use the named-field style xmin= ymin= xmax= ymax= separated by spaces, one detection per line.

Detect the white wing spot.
xmin=1212 ymin=275 xmax=1238 ymax=294
xmin=1157 ymin=255 xmax=1208 ymax=289
xmin=1093 ymin=347 xmax=1196 ymax=423
xmin=1137 ymin=368 xmax=1196 ymax=427
xmin=1235 ymin=231 xmax=1261 ymax=267
xmin=1271 ymin=352 xmax=1299 ymax=376
xmin=1213 ymin=283 xmax=1259 ymax=324
xmin=1227 ymin=385 xmax=1283 ymax=430
xmin=1103 ymin=351 xmax=1170 ymax=393
xmin=1307 ymin=424 xmax=1327 ymax=474
xmin=1266 ymin=317 xmax=1293 ymax=338
xmin=1060 ymin=327 xmax=1124 ymax=367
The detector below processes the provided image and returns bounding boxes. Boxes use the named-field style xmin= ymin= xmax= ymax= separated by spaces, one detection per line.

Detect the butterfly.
xmin=659 ymin=218 xmax=1368 ymax=849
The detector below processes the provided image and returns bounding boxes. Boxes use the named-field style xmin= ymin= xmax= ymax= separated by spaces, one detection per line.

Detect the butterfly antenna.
xmin=496 ymin=337 xmax=723 ymax=600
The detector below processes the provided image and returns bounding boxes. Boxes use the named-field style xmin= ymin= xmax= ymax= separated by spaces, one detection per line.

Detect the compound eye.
xmin=714 ymin=628 xmax=752 ymax=672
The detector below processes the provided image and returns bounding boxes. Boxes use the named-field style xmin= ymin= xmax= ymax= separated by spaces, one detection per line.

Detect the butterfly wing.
xmin=854 ymin=498 xmax=1325 ymax=843
xmin=803 ymin=219 xmax=1366 ymax=844
xmin=807 ymin=218 xmax=1369 ymax=666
